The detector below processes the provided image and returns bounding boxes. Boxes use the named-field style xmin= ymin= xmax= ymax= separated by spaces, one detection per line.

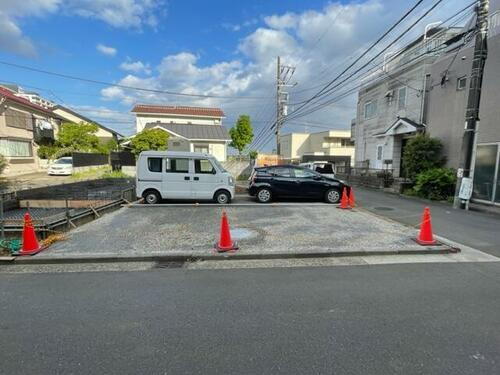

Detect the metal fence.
xmin=72 ymin=152 xmax=109 ymax=167
xmin=336 ymin=167 xmax=395 ymax=188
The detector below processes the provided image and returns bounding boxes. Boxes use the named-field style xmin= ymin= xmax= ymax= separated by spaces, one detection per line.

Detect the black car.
xmin=248 ymin=165 xmax=348 ymax=204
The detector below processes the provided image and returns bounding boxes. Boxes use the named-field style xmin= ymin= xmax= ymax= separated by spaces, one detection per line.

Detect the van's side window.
xmin=195 ymin=159 xmax=215 ymax=174
xmin=148 ymin=158 xmax=162 ymax=172
xmin=166 ymin=158 xmax=189 ymax=173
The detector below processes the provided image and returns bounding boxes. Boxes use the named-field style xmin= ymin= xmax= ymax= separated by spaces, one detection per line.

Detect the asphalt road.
xmin=353 ymin=187 xmax=500 ymax=257
xmin=1 ymin=262 xmax=500 ymax=375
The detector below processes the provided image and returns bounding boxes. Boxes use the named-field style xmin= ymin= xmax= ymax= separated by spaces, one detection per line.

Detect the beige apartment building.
xmin=279 ymin=130 xmax=355 ymax=167
xmin=0 ymin=87 xmax=60 ymax=176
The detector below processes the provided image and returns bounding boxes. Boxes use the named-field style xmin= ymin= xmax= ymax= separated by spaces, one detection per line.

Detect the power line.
xmin=251 ymin=21 xmax=469 ymax=151
xmin=287 ymin=0 xmax=446 ymax=123
xmin=0 ymin=60 xmax=273 ymax=100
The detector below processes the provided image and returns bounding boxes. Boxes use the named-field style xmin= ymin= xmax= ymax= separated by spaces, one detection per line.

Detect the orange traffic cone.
xmin=19 ymin=212 xmax=41 ymax=255
xmin=215 ymin=210 xmax=238 ymax=252
xmin=338 ymin=187 xmax=351 ymax=209
xmin=415 ymin=207 xmax=437 ymax=245
xmin=348 ymin=188 xmax=356 ymax=208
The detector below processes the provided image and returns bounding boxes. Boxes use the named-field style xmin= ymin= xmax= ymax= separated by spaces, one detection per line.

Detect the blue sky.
xmin=0 ymin=0 xmax=472 ymax=146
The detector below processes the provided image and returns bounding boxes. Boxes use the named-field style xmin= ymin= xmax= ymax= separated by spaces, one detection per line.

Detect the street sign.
xmin=458 ymin=177 xmax=473 ymax=200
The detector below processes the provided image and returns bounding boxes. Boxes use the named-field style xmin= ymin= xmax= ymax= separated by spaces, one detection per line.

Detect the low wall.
xmin=16 ymin=178 xmax=135 ymax=200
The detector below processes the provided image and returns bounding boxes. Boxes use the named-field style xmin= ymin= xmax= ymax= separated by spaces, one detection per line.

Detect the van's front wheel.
xmin=143 ymin=190 xmax=161 ymax=204
xmin=214 ymin=190 xmax=231 ymax=204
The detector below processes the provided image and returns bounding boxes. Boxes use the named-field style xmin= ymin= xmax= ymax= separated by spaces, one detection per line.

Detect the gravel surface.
xmin=38 ymin=205 xmax=451 ymax=258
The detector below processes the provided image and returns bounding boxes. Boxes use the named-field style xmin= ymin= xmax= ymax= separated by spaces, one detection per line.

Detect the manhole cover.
xmin=373 ymin=207 xmax=395 ymax=211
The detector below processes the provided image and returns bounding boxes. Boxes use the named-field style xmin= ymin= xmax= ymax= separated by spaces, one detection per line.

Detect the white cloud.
xmin=120 ymin=60 xmax=151 ymax=74
xmin=70 ymin=104 xmax=135 ymax=134
xmin=96 ymin=43 xmax=117 ymax=56
xmin=0 ymin=0 xmax=165 ymax=57
xmin=99 ymin=0 xmax=472 ymax=141
xmin=66 ymin=0 xmax=166 ymax=29
xmin=0 ymin=12 xmax=37 ymax=57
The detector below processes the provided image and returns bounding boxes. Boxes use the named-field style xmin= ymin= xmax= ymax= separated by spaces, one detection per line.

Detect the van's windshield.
xmin=212 ymin=159 xmax=228 ymax=173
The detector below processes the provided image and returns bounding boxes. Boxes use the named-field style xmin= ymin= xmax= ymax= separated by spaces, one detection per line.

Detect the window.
xmin=294 ymin=168 xmax=316 ymax=178
xmin=5 ymin=108 xmax=34 ymax=130
xmin=473 ymin=144 xmax=499 ymax=202
xmin=398 ymin=87 xmax=407 ymax=110
xmin=341 ymin=139 xmax=354 ymax=147
xmin=0 ymin=139 xmax=32 ymax=157
xmin=377 ymin=145 xmax=384 ymax=161
xmin=270 ymin=167 xmax=292 ymax=177
xmin=364 ymin=100 xmax=377 ymax=119
xmin=195 ymin=159 xmax=215 ymax=174
xmin=166 ymin=158 xmax=189 ymax=173
xmin=148 ymin=157 xmax=162 ymax=172
xmin=194 ymin=145 xmax=209 ymax=154
xmin=457 ymin=76 xmax=467 ymax=90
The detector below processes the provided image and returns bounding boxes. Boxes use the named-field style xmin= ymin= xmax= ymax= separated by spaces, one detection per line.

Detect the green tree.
xmin=130 ymin=129 xmax=169 ymax=156
xmin=57 ymin=122 xmax=100 ymax=152
xmin=248 ymin=150 xmax=258 ymax=160
xmin=229 ymin=115 xmax=254 ymax=155
xmin=402 ymin=134 xmax=445 ymax=180
xmin=96 ymin=138 xmax=120 ymax=154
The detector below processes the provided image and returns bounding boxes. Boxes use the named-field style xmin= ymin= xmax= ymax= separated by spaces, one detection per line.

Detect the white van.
xmin=136 ymin=151 xmax=235 ymax=204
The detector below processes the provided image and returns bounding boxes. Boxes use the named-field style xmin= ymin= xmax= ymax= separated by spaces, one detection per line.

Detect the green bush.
xmin=413 ymin=168 xmax=456 ymax=201
xmin=402 ymin=134 xmax=445 ymax=179
xmin=0 ymin=154 xmax=7 ymax=175
xmin=37 ymin=145 xmax=60 ymax=159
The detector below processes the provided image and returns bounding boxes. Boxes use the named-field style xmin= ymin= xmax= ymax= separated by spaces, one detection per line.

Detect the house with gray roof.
xmin=132 ymin=104 xmax=230 ymax=161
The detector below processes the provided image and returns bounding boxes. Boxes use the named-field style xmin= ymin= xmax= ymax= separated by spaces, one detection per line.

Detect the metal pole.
xmin=454 ymin=0 xmax=489 ymax=209
xmin=276 ymin=56 xmax=282 ymax=157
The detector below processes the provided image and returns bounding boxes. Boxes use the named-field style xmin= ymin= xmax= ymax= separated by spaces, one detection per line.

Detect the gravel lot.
xmin=37 ymin=203 xmax=450 ymax=258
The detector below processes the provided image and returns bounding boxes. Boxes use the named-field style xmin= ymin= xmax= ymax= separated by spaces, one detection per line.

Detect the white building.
xmin=131 ymin=104 xmax=230 ymax=162
xmin=279 ymin=129 xmax=355 ymax=167
xmin=354 ymin=27 xmax=460 ymax=177
xmin=0 ymin=84 xmax=54 ymax=109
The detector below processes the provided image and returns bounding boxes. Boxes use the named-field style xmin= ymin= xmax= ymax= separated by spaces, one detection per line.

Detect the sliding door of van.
xmin=192 ymin=158 xmax=219 ymax=200
xmin=162 ymin=157 xmax=193 ymax=199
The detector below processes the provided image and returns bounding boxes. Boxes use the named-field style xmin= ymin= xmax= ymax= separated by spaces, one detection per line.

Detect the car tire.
xmin=325 ymin=188 xmax=341 ymax=204
xmin=256 ymin=187 xmax=272 ymax=203
xmin=214 ymin=190 xmax=231 ymax=204
xmin=143 ymin=190 xmax=161 ymax=204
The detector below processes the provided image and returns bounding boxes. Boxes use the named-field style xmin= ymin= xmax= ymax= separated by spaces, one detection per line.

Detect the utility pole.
xmin=453 ymin=0 xmax=489 ymax=210
xmin=276 ymin=56 xmax=282 ymax=157
xmin=275 ymin=56 xmax=296 ymax=158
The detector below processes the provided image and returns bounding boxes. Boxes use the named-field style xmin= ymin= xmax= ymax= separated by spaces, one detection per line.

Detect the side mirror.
xmin=313 ymin=175 xmax=322 ymax=181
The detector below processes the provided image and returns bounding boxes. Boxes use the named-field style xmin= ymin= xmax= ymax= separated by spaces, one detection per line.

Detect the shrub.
xmin=0 ymin=154 xmax=7 ymax=175
xmin=37 ymin=145 xmax=60 ymax=159
xmin=413 ymin=168 xmax=456 ymax=201
xmin=402 ymin=134 xmax=445 ymax=180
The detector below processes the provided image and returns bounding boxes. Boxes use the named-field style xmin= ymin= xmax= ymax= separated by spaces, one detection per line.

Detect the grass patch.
xmin=102 ymin=170 xmax=129 ymax=179
xmin=71 ymin=166 xmax=109 ymax=180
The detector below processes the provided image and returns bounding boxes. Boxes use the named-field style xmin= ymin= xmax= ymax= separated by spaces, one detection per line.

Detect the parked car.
xmin=248 ymin=165 xmax=348 ymax=203
xmin=47 ymin=157 xmax=73 ymax=176
xmin=136 ymin=151 xmax=235 ymax=204
xmin=299 ymin=161 xmax=335 ymax=179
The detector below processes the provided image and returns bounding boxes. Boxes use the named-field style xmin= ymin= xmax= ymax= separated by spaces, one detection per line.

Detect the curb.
xmin=2 ymin=247 xmax=459 ymax=266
